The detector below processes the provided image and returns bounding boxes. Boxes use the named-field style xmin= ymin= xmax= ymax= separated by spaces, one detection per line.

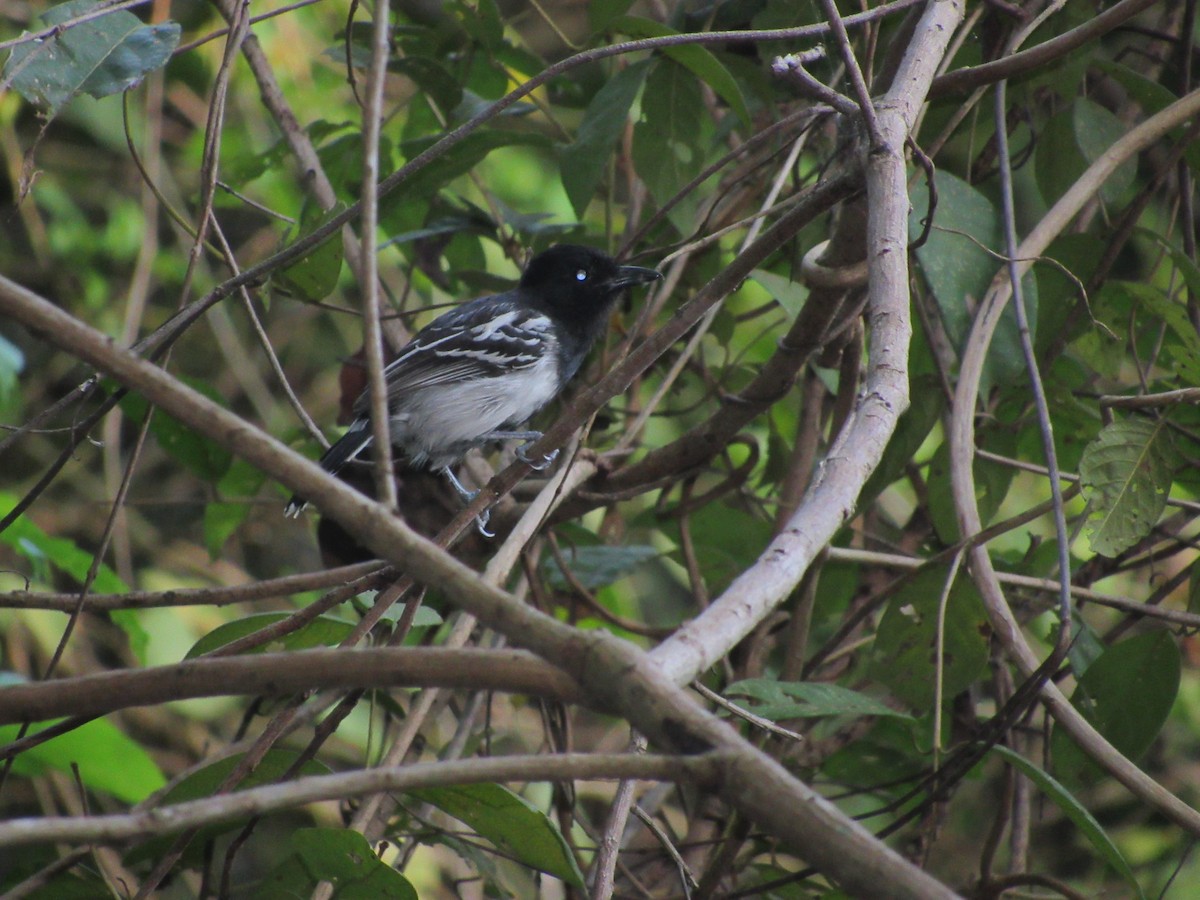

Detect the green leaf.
xmin=590 ymin=0 xmax=637 ymax=30
xmin=262 ymin=828 xmax=418 ymax=899
xmin=117 ymin=378 xmax=233 ymax=481
xmin=3 ymin=0 xmax=180 ymax=113
xmin=1073 ymin=99 xmax=1137 ymax=205
xmin=991 ymin=745 xmax=1145 ymax=899
xmin=409 ymin=782 xmax=585 ymax=886
xmin=664 ymin=503 xmax=772 ymax=594
xmin=724 ymin=679 xmax=913 ymax=721
xmin=632 ymin=59 xmax=707 ymax=214
xmin=205 ymin=458 xmax=268 ymax=558
xmin=0 ymin=719 xmax=165 ymax=802
xmin=275 ymin=202 xmax=346 ymax=302
xmin=1036 ymin=99 xmax=1136 ymax=207
xmin=750 ymin=268 xmax=809 ymax=319
xmin=1078 ymin=417 xmax=1174 ymax=557
xmin=127 ymin=750 xmax=330 ymax=865
xmin=543 ymin=544 xmax=660 ymax=591
xmin=870 ymin=566 xmax=991 ymax=710
xmin=388 ymin=56 xmax=462 ymax=112
xmin=1052 ymin=630 xmax=1180 ymax=788
xmin=927 ymin=425 xmax=1016 ymax=543
xmin=612 ymin=16 xmax=750 ymax=126
xmin=909 ymin=169 xmax=1037 ymax=390
xmin=1116 ymin=278 xmax=1200 ymax=382
xmin=0 ymin=493 xmax=127 ymax=593
xmin=204 ymin=501 xmax=248 ymax=560
xmin=185 ymin=612 xmax=355 ymax=658
xmin=397 ymin=131 xmax=548 ymax=201
xmin=560 ymin=60 xmax=650 ymax=217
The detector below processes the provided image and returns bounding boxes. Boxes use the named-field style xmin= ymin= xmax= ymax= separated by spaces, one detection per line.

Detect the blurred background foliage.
xmin=2 ymin=0 xmax=1200 ymax=896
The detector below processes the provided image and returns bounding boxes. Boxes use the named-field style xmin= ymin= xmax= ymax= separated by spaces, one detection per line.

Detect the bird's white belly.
xmin=391 ymin=354 xmax=561 ymax=466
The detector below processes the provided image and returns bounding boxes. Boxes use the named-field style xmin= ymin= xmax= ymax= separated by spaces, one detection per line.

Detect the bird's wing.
xmin=353 ymin=295 xmax=555 ymax=412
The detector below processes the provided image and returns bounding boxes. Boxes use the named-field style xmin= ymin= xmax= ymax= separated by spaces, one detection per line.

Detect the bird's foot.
xmin=516 ymin=442 xmax=558 ymax=471
xmin=442 ymin=466 xmax=495 ymax=537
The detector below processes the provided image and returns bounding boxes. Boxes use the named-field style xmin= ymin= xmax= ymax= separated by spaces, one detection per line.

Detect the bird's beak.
xmin=609 ymin=265 xmax=663 ymax=291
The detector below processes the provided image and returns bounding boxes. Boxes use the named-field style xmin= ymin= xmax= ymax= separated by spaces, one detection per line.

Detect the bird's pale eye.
xmin=575 ymin=269 xmax=588 ymax=282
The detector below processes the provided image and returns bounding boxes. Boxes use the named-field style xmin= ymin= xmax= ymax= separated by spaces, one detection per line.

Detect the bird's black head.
xmin=519 ymin=245 xmax=661 ymax=332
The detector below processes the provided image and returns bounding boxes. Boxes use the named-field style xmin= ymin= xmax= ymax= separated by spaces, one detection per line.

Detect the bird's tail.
xmin=284 ymin=420 xmax=373 ymax=517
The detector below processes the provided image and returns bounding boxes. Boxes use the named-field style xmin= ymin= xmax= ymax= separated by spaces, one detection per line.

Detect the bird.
xmin=285 ymin=244 xmax=662 ymax=530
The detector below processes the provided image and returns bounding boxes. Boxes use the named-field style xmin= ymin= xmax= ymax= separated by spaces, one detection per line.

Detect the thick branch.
xmin=652 ymin=0 xmax=964 ymax=684
xmin=0 ymin=648 xmax=581 ymax=725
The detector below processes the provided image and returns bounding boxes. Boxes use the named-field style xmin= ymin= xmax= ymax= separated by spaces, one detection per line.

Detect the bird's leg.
xmin=482 ymin=429 xmax=558 ymax=471
xmin=441 ymin=466 xmax=493 ymax=537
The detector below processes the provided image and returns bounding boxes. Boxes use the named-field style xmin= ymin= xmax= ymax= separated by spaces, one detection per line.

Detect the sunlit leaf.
xmin=0 ymin=718 xmax=165 ymax=802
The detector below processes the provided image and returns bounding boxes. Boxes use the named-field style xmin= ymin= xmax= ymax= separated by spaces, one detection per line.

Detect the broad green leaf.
xmin=397 ymin=131 xmax=548 ymax=201
xmin=127 ymin=750 xmax=331 ymax=865
xmin=0 ymin=718 xmax=165 ymax=802
xmin=612 ymin=16 xmax=750 ymax=126
xmin=204 ymin=502 xmax=247 ymax=560
xmin=185 ymin=612 xmax=355 ymax=658
xmin=1117 ymin=268 xmax=1200 ymax=384
xmin=0 ymin=848 xmax=108 ymax=898
xmin=590 ymin=0 xmax=637 ymax=30
xmin=870 ymin=566 xmax=991 ymax=710
xmin=664 ymin=503 xmax=772 ymax=594
xmin=0 ymin=492 xmax=127 ymax=594
xmin=1079 ymin=417 xmax=1174 ymax=557
xmin=560 ymin=60 xmax=650 ymax=217
xmin=927 ymin=426 xmax=1016 ymax=543
xmin=750 ymin=268 xmax=809 ymax=319
xmin=991 ymin=745 xmax=1145 ymax=899
xmin=3 ymin=0 xmax=180 ymax=114
xmin=632 ymin=60 xmax=707 ymax=215
xmin=118 ymin=378 xmax=233 ymax=481
xmin=1036 ymin=99 xmax=1136 ymax=207
xmin=261 ymin=828 xmax=418 ymax=899
xmin=1052 ymin=630 xmax=1180 ymax=788
xmin=909 ymin=169 xmax=1037 ymax=390
xmin=724 ymin=679 xmax=913 ymax=721
xmin=388 ymin=56 xmax=463 ymax=112
xmin=205 ymin=458 xmax=268 ymax=558
xmin=1073 ymin=99 xmax=1136 ymax=204
xmin=157 ymin=749 xmax=331 ymax=805
xmin=275 ymin=202 xmax=346 ymax=302
xmin=410 ymin=782 xmax=585 ymax=886
xmin=543 ymin=544 xmax=659 ymax=591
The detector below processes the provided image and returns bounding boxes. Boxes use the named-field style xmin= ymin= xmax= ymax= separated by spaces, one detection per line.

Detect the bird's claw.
xmin=517 ymin=443 xmax=559 ymax=471
xmin=474 ymin=508 xmax=494 ymax=538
